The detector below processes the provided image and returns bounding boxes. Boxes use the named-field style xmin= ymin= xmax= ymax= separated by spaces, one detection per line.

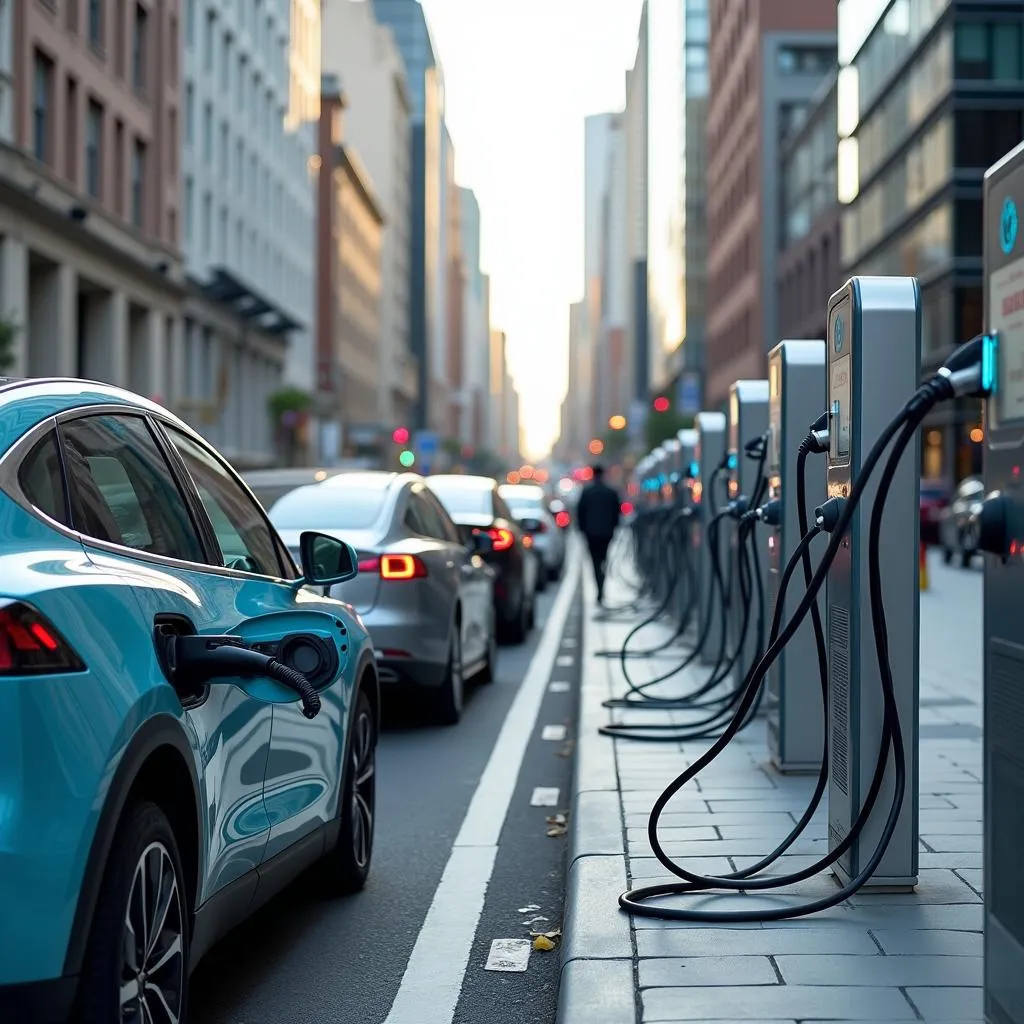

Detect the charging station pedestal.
xmin=675 ymin=428 xmax=699 ymax=624
xmin=727 ymin=380 xmax=769 ymax=686
xmin=981 ymin=141 xmax=1024 ymax=1024
xmin=825 ymin=277 xmax=920 ymax=891
xmin=767 ymin=340 xmax=827 ymax=773
xmin=695 ymin=412 xmax=727 ymax=666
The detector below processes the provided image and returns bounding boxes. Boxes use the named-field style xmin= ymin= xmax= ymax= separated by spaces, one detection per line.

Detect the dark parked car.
xmin=920 ymin=478 xmax=951 ymax=546
xmin=939 ymin=475 xmax=985 ymax=567
xmin=426 ymin=474 xmax=538 ymax=644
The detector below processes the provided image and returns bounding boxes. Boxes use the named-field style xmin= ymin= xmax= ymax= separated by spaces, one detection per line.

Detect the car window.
xmin=18 ymin=430 xmax=70 ymax=526
xmin=404 ymin=499 xmax=429 ymax=536
xmin=421 ymin=488 xmax=462 ymax=544
xmin=59 ymin=415 xmax=206 ymax=562
xmin=409 ymin=489 xmax=450 ymax=540
xmin=162 ymin=424 xmax=287 ymax=578
xmin=493 ymin=493 xmax=515 ymax=522
xmin=269 ymin=483 xmax=390 ymax=530
xmin=427 ymin=482 xmax=492 ymax=516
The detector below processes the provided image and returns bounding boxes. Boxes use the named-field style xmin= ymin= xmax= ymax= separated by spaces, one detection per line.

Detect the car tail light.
xmin=555 ymin=511 xmax=570 ymax=528
xmin=621 ymin=501 xmax=634 ymax=515
xmin=380 ymin=554 xmax=428 ymax=580
xmin=357 ymin=556 xmax=380 ymax=573
xmin=488 ymin=527 xmax=515 ymax=552
xmin=523 ymin=534 xmax=534 ymax=548
xmin=0 ymin=600 xmax=85 ymax=675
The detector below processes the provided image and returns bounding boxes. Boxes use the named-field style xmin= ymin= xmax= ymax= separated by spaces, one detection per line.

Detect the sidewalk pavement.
xmin=558 ymin=548 xmax=983 ymax=1024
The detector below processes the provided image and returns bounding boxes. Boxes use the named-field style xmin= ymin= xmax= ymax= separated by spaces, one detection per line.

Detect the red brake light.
xmin=380 ymin=554 xmax=428 ymax=580
xmin=555 ymin=511 xmax=571 ymax=528
xmin=357 ymin=557 xmax=380 ymax=573
xmin=0 ymin=601 xmax=85 ymax=675
xmin=488 ymin=528 xmax=515 ymax=552
xmin=621 ymin=501 xmax=634 ymax=515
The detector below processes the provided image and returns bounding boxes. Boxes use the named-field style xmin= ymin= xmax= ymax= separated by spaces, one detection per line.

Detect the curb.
xmin=557 ymin=558 xmax=637 ymax=1024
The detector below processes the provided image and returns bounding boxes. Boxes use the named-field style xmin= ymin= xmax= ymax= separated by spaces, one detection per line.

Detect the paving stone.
xmin=629 ymin=856 xmax=734 ymax=880
xmin=921 ymin=834 xmax=983 ymax=853
xmin=561 ymin=855 xmax=632 ymax=961
xmin=570 ymin=790 xmax=625 ymax=864
xmin=905 ymin=986 xmax=984 ymax=1021
xmin=775 ymin=953 xmax=982 ymax=987
xmin=641 ymin=985 xmax=917 ymax=1021
xmin=639 ymin=955 xmax=778 ymax=987
xmin=870 ymin=928 xmax=983 ymax=955
xmin=636 ymin=927 xmax=879 ymax=958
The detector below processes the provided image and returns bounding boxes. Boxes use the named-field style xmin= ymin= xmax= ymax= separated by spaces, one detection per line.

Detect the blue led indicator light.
xmin=982 ymin=332 xmax=998 ymax=396
xmin=1002 ymin=197 xmax=1018 ymax=255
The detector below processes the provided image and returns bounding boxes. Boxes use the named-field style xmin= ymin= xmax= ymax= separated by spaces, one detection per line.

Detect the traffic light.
xmin=653 ymin=396 xmax=670 ymax=413
xmin=392 ymin=426 xmax=410 ymax=445
xmin=399 ymin=449 xmax=415 ymax=467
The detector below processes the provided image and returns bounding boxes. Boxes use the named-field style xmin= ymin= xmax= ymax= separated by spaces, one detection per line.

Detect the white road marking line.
xmin=530 ymin=786 xmax=560 ymax=806
xmin=541 ymin=724 xmax=567 ymax=741
xmin=483 ymin=938 xmax=532 ymax=972
xmin=548 ymin=681 xmax=571 ymax=693
xmin=562 ymin=637 xmax=577 ymax=647
xmin=556 ymin=655 xmax=574 ymax=666
xmin=382 ymin=546 xmax=581 ymax=1024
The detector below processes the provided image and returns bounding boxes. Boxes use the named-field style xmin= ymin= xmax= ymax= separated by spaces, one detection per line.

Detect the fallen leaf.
xmin=546 ymin=825 xmax=567 ymax=838
xmin=556 ymin=741 xmax=576 ymax=758
xmin=545 ymin=813 xmax=567 ymax=826
xmin=532 ymin=935 xmax=556 ymax=952
xmin=530 ymin=929 xmax=562 ymax=940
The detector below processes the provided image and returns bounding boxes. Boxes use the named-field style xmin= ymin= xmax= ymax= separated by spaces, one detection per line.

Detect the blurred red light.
xmin=621 ymin=501 xmax=634 ymax=516
xmin=392 ymin=427 xmax=410 ymax=444
xmin=653 ymin=397 xmax=670 ymax=413
xmin=555 ymin=510 xmax=571 ymax=528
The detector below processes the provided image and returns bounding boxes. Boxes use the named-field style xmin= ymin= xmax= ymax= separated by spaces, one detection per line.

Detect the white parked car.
xmin=498 ymin=483 xmax=566 ymax=588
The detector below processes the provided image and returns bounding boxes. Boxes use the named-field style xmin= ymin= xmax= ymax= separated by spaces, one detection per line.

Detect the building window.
xmin=202 ymin=192 xmax=211 ymax=253
xmin=131 ymin=139 xmax=146 ymax=229
xmin=114 ymin=0 xmax=126 ymax=77
xmin=204 ymin=11 xmax=215 ymax=73
xmin=184 ymin=175 xmax=193 ymax=246
xmin=88 ymin=0 xmax=103 ymax=50
xmin=113 ymin=118 xmax=124 ymax=215
xmin=133 ymin=3 xmax=148 ymax=94
xmin=32 ymin=50 xmax=53 ymax=164
xmin=185 ymin=83 xmax=194 ymax=144
xmin=168 ymin=108 xmax=177 ymax=177
xmin=202 ymin=102 xmax=212 ymax=162
xmin=169 ymin=15 xmax=178 ymax=86
xmin=955 ymin=109 xmax=1024 ymax=169
xmin=955 ymin=22 xmax=1024 ymax=81
xmin=85 ymin=99 xmax=103 ymax=198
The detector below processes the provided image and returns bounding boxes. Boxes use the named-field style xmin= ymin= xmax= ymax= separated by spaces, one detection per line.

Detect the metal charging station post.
xmin=727 ymin=380 xmax=769 ymax=686
xmin=675 ymin=429 xmax=699 ymax=624
xmin=825 ymin=277 xmax=920 ymax=890
xmin=980 ymin=141 xmax=1024 ymax=1024
xmin=766 ymin=340 xmax=827 ymax=773
xmin=695 ymin=412 xmax=727 ymax=666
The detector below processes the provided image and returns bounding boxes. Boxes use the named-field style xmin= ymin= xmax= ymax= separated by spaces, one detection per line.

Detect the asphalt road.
xmin=190 ymin=565 xmax=582 ymax=1024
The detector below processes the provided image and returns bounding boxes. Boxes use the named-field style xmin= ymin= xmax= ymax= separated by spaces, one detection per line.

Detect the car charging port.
xmin=154 ymin=627 xmax=322 ymax=719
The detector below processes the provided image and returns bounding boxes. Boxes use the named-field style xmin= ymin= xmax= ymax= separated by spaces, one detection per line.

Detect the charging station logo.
xmin=833 ymin=315 xmax=844 ymax=353
xmin=1001 ymin=197 xmax=1018 ymax=254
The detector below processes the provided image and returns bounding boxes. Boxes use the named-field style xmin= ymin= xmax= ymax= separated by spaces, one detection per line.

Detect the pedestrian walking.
xmin=575 ymin=464 xmax=622 ymax=604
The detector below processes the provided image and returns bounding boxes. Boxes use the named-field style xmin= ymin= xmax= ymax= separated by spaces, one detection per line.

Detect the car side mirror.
xmin=471 ymin=530 xmax=494 ymax=554
xmin=299 ymin=531 xmax=358 ymax=585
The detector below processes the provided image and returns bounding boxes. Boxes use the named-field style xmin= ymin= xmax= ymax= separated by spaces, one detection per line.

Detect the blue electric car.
xmin=0 ymin=378 xmax=380 ymax=1022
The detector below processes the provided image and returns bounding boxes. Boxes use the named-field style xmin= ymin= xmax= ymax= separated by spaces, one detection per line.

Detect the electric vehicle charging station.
xmin=766 ymin=340 xmax=827 ymax=773
xmin=695 ymin=411 xmax=727 ymax=665
xmin=980 ymin=141 xmax=1024 ymax=1024
xmin=675 ymin=428 xmax=700 ymax=622
xmin=664 ymin=437 xmax=682 ymax=493
xmin=825 ymin=276 xmax=920 ymax=890
xmin=727 ymin=380 xmax=770 ymax=685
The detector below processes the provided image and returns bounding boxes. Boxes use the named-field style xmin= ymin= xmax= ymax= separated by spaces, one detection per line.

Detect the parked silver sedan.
xmin=268 ymin=472 xmax=497 ymax=724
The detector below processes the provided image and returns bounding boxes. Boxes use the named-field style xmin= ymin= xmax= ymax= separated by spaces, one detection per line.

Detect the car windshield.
xmin=428 ymin=481 xmax=493 ymax=516
xmin=504 ymin=495 xmax=545 ymax=515
xmin=269 ymin=482 xmax=390 ymax=530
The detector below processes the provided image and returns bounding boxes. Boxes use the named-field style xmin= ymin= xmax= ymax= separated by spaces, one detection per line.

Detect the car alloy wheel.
xmin=349 ymin=704 xmax=376 ymax=871
xmin=120 ymin=841 xmax=185 ymax=1024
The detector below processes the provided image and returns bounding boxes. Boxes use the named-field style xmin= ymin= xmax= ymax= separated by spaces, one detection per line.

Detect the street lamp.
xmin=608 ymin=414 xmax=627 ymax=430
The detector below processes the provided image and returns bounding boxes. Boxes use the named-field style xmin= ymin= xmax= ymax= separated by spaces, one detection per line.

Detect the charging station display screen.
xmin=728 ymin=391 xmax=739 ymax=453
xmin=829 ymin=294 xmax=853 ymax=464
xmin=989 ymin=256 xmax=1024 ymax=426
xmin=768 ymin=361 xmax=781 ymax=474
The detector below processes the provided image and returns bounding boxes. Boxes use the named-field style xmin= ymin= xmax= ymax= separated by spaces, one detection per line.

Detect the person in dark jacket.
xmin=575 ymin=464 xmax=622 ymax=604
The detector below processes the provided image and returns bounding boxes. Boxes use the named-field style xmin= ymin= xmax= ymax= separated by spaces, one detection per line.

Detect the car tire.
xmin=433 ymin=624 xmax=464 ymax=725
xmin=479 ymin=610 xmax=498 ymax=684
xmin=942 ymin=546 xmax=953 ymax=565
xmin=961 ymin=549 xmax=974 ymax=568
xmin=320 ymin=687 xmax=376 ymax=895
xmin=548 ymin=563 xmax=562 ymax=583
xmin=527 ymin=591 xmax=536 ymax=630
xmin=75 ymin=801 xmax=189 ymax=1024
xmin=536 ymin=570 xmax=548 ymax=593
xmin=506 ymin=593 xmax=529 ymax=645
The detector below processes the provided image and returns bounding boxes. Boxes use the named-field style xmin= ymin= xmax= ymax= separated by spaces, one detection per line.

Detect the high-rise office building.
xmin=2 ymin=0 xmax=184 ymax=405
xmin=705 ymin=0 xmax=835 ymax=406
xmin=180 ymin=0 xmax=319 ymax=464
xmin=322 ymin=0 xmax=417 ymax=432
xmin=459 ymin=186 xmax=489 ymax=444
xmin=838 ymin=0 xmax=1024 ymax=481
xmin=371 ymin=0 xmax=447 ymax=433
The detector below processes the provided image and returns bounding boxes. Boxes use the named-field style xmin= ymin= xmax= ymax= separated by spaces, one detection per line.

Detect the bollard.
xmin=919 ymin=541 xmax=928 ymax=591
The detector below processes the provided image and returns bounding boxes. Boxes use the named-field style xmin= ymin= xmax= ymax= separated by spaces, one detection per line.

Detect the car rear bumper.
xmin=0 ymin=975 xmax=77 ymax=1023
xmin=374 ymin=650 xmax=448 ymax=689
